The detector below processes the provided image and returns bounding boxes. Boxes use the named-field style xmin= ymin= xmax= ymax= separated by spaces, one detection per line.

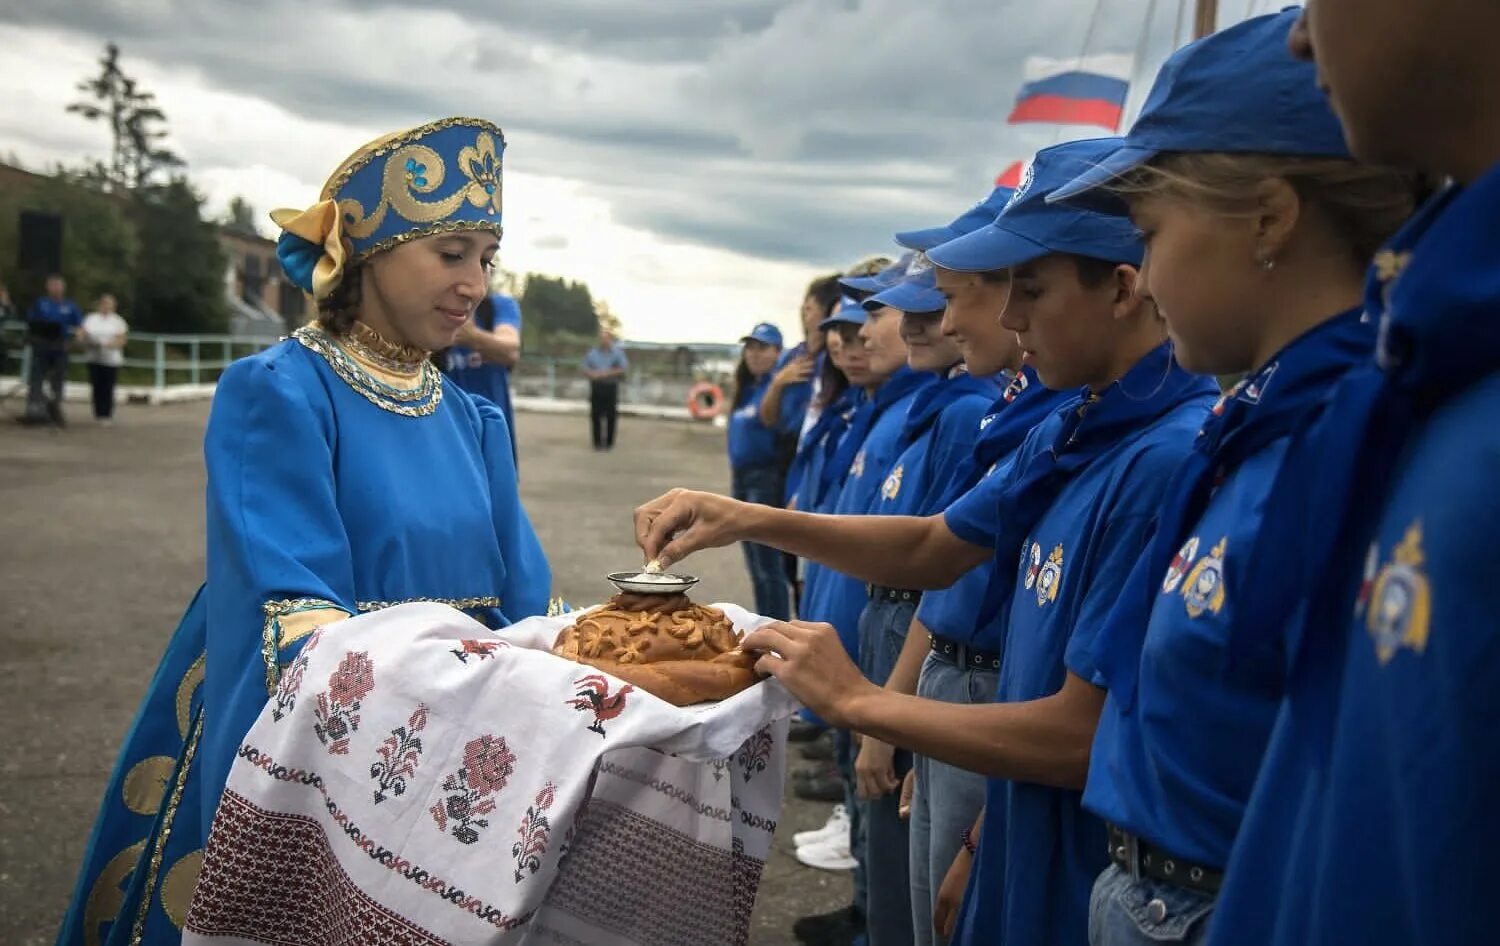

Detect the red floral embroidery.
xmin=272 ymin=629 xmax=327 ymax=722
xmin=430 ymin=733 xmax=517 ymax=844
xmin=565 ymin=674 xmax=633 ymax=737
xmin=451 ymin=638 xmax=507 ymax=663
xmin=314 ymin=651 xmax=376 ymax=755
xmin=369 ymin=704 xmax=428 ymax=804
xmin=330 ymin=651 xmax=376 ymax=705
xmin=512 ymin=781 xmax=557 ymax=883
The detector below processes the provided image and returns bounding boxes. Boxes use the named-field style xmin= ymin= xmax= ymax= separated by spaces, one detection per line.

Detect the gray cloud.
xmin=0 ymin=0 xmax=1192 ymax=266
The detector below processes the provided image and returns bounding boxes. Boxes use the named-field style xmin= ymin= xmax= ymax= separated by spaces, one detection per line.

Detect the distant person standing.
xmin=582 ymin=328 xmax=628 ymax=450
xmin=444 ymin=290 xmax=523 ymax=460
xmin=24 ymin=274 xmax=83 ymax=428
xmin=81 ymin=293 xmax=129 ymax=426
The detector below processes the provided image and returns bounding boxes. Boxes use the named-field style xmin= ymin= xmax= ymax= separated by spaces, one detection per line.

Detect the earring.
xmin=1258 ymin=256 xmax=1276 ymax=272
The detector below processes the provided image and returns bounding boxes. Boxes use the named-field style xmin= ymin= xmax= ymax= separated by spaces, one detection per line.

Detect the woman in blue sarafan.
xmin=56 ymin=117 xmax=552 ymax=946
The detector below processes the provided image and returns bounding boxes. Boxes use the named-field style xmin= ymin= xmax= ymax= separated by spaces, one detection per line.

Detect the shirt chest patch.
xmin=881 ymin=464 xmax=903 ymax=501
xmin=1181 ymin=537 xmax=1227 ymax=619
xmin=850 ymin=449 xmax=866 ymax=479
xmin=1160 ymin=536 xmax=1200 ymax=594
xmin=1024 ymin=542 xmax=1064 ymax=607
xmin=1357 ymin=520 xmax=1431 ymax=665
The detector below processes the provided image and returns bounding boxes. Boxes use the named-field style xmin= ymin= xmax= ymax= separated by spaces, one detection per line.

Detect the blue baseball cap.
xmin=864 ymin=253 xmax=944 ymax=314
xmin=926 ymin=138 xmax=1144 ymax=273
xmin=1049 ymin=10 xmax=1351 ymax=213
xmin=740 ymin=322 xmax=784 ymax=347
xmin=818 ymin=295 xmax=869 ymax=331
xmin=894 ymin=185 xmax=1016 ymax=251
xmin=838 ymin=252 xmax=912 ymax=294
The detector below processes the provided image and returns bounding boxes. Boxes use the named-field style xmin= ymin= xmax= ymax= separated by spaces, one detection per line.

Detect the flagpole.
xmin=1194 ymin=0 xmax=1218 ymax=39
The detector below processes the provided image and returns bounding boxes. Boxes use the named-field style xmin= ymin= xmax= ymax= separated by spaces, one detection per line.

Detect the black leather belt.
xmin=928 ymin=634 xmax=1000 ymax=671
xmin=1107 ymin=824 xmax=1222 ymax=894
xmin=868 ymin=586 xmax=923 ymax=604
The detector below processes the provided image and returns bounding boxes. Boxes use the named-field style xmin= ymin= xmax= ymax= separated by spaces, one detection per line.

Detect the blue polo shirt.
xmin=918 ymin=377 xmax=1073 ymax=651
xmin=27 ymin=296 xmax=83 ymax=333
xmin=1210 ymin=170 xmax=1500 ymax=946
xmin=869 ymin=371 xmax=998 ymax=519
xmin=727 ymin=374 xmax=781 ymax=470
xmin=951 ymin=378 xmax=1213 ymax=946
xmin=1084 ymin=440 xmax=1290 ymax=866
xmin=444 ymin=292 xmax=522 ymax=443
xmin=794 ymin=389 xmax=861 ymax=623
xmin=773 ymin=342 xmax=815 ymax=437
xmin=801 ymin=367 xmax=934 ymax=655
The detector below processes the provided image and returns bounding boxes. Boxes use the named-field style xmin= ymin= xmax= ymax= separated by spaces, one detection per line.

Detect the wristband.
xmin=960 ymin=826 xmax=977 ymax=856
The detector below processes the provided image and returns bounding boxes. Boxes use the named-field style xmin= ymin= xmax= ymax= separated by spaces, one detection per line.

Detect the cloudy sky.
xmin=0 ymin=0 xmax=1283 ymax=343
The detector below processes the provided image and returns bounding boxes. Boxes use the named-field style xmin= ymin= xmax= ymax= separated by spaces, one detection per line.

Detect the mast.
xmin=1194 ymin=0 xmax=1218 ymax=39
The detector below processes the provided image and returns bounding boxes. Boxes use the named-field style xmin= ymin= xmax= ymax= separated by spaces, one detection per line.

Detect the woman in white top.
xmin=80 ymin=293 xmax=128 ymax=424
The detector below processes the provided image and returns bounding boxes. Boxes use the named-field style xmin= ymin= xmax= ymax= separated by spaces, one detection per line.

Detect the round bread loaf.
xmin=552 ymin=593 xmax=760 ymax=706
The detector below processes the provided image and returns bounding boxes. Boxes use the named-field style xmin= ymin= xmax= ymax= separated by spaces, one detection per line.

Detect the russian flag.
xmin=1009 ymin=53 xmax=1133 ymax=130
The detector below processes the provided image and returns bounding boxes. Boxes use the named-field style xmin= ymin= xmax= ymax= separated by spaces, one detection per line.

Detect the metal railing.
xmin=1 ymin=329 xmax=734 ymax=409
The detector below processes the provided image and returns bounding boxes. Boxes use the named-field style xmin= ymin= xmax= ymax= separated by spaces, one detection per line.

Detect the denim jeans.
xmin=909 ymin=653 xmax=997 ymax=946
xmin=837 ymin=727 xmax=867 ymax=916
xmin=856 ymin=595 xmax=919 ymax=946
xmin=731 ymin=464 xmax=791 ymax=620
xmin=1088 ymin=864 xmax=1216 ymax=946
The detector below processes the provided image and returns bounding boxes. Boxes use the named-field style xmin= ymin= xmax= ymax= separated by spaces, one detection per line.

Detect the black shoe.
xmin=793 ymin=905 xmax=864 ymax=945
xmin=793 ymin=766 xmax=846 ymax=803
xmin=789 ymin=717 xmax=825 ymax=743
xmin=800 ymin=730 xmax=836 ymax=762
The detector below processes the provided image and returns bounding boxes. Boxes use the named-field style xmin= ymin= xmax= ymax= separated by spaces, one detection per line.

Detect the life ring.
xmin=688 ymin=382 xmax=724 ymax=420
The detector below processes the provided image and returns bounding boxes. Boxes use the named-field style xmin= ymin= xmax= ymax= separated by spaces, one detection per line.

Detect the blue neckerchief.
xmin=1092 ymin=307 xmax=1375 ymax=710
xmin=794 ymin=387 xmax=861 ymax=510
xmin=939 ymin=367 xmax=1074 ymax=508
xmin=975 ymin=344 xmax=1219 ymax=631
xmin=898 ymin=367 xmax=1000 ymax=451
xmin=1247 ymin=168 xmax=1500 ymax=760
xmin=826 ymin=365 xmax=935 ymax=494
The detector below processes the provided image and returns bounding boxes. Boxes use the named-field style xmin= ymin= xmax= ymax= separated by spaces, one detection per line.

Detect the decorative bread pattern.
xmin=553 ymin=593 xmax=759 ymax=705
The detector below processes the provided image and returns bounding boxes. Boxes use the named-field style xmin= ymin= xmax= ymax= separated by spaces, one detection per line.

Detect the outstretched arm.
xmin=634 ymin=488 xmax=990 ymax=589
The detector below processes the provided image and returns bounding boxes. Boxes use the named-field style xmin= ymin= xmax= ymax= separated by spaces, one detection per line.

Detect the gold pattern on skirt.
xmin=84 ymin=840 xmax=146 ymax=946
xmin=128 ymin=713 xmax=202 ymax=946
xmin=121 ymin=756 xmax=175 ymax=816
xmin=159 ymin=849 xmax=204 ymax=929
xmin=176 ymin=653 xmax=204 ymax=740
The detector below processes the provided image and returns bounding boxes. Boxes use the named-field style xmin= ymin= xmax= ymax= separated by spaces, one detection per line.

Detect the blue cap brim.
xmin=927 ymin=224 xmax=1051 ymax=274
xmin=819 ymin=312 xmax=868 ymax=330
xmin=838 ymin=274 xmax=887 ymax=293
xmin=1046 ymin=145 xmax=1159 ymax=216
xmin=865 ymin=280 xmax=945 ymax=314
xmin=893 ymin=225 xmax=960 ymax=252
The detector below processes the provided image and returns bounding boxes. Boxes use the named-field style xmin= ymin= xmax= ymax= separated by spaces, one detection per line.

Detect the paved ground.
xmin=0 ymin=397 xmax=850 ymax=944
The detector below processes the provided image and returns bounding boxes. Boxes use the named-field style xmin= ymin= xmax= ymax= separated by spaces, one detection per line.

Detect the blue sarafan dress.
xmin=56 ymin=324 xmax=553 ymax=945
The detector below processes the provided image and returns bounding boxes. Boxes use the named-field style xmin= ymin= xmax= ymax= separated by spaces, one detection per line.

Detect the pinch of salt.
xmin=643 ymin=560 xmax=664 ymax=574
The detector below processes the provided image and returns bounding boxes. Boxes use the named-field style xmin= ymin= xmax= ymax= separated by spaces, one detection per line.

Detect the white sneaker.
xmin=796 ymin=834 xmax=858 ymax=872
xmin=792 ymin=805 xmax=849 ymax=848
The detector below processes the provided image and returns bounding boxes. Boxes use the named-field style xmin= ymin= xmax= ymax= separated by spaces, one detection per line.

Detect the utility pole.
xmin=1194 ymin=0 xmax=1219 ymax=39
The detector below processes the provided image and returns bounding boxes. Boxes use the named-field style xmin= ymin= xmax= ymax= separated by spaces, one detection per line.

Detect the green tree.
xmin=521 ymin=273 xmax=598 ymax=336
xmin=131 ymin=178 xmax=228 ymax=333
xmin=223 ymin=195 xmax=259 ymax=237
xmin=67 ymin=43 xmax=182 ymax=192
xmin=0 ymin=169 xmax=138 ymax=312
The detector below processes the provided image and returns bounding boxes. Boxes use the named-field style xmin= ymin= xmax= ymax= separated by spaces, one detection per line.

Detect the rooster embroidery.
xmin=567 ymin=674 xmax=633 ymax=737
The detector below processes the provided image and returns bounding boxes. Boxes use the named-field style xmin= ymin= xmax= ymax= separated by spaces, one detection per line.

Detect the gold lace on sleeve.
xmin=261 ymin=598 xmax=352 ymax=694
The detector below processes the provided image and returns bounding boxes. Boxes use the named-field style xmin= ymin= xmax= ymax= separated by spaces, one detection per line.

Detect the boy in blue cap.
xmin=1044 ymin=11 xmax=1417 ymax=944
xmin=633 ymin=137 xmax=1218 ymax=946
xmin=1197 ymin=3 xmax=1500 ymax=945
xmin=850 ymin=259 xmax=1000 ymax=946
